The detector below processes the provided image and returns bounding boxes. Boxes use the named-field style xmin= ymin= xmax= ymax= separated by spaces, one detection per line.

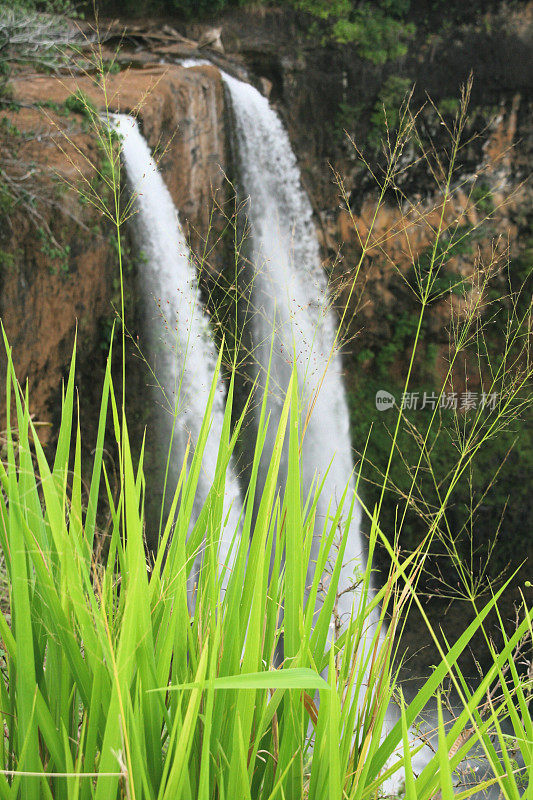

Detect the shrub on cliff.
xmin=289 ymin=0 xmax=414 ymax=62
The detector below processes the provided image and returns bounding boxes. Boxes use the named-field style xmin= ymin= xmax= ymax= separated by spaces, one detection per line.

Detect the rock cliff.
xmin=3 ymin=5 xmax=531 ymax=432
xmin=0 ymin=63 xmax=227 ymax=437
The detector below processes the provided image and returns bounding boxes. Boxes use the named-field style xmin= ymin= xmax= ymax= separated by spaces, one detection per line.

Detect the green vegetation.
xmin=408 ymin=225 xmax=475 ymax=303
xmin=333 ymin=82 xmax=532 ymax=631
xmin=336 ymin=80 xmax=413 ymax=152
xmin=0 ymin=327 xmax=531 ymax=798
xmin=0 ymin=178 xmax=13 ymax=217
xmin=347 ymin=374 xmax=532 ymax=587
xmin=0 ymin=247 xmax=15 ymax=269
xmin=471 ymin=180 xmax=495 ymax=217
xmin=291 ymin=0 xmax=414 ymax=61
xmin=64 ymin=90 xmax=98 ymax=117
xmin=37 ymin=224 xmax=71 ymax=274
xmin=438 ymin=97 xmax=461 ymax=117
xmin=368 ymin=75 xmax=412 ymax=146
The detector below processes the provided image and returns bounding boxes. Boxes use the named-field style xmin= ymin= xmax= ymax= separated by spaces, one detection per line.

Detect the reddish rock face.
xmin=0 ymin=64 xmax=227 ymax=437
xmin=329 ymin=93 xmax=532 ymax=390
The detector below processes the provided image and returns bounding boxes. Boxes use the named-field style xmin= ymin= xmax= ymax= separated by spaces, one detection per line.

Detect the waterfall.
xmin=221 ymin=73 xmax=380 ymax=667
xmin=114 ymin=70 xmax=432 ymax=781
xmin=111 ymin=114 xmax=242 ymax=591
xmin=220 ymin=71 xmax=437 ymax=784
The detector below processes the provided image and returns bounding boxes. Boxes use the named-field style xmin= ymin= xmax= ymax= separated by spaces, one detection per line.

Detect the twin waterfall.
xmin=114 ymin=67 xmax=378 ymax=664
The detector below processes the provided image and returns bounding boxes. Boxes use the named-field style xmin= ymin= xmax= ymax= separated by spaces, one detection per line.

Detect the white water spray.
xmin=220 ymin=71 xmax=436 ymax=784
xmin=221 ymin=73 xmax=380 ymax=666
xmin=111 ymin=114 xmax=242 ymax=591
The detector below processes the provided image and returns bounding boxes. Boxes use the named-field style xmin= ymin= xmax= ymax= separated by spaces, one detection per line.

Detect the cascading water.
xmin=111 ymin=114 xmax=242 ymax=591
xmin=220 ymin=72 xmax=434 ymax=782
xmin=116 ymin=67 xmax=432 ymax=781
xmin=108 ymin=66 xmax=435 ymax=785
xmin=221 ymin=73 xmax=381 ymax=670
